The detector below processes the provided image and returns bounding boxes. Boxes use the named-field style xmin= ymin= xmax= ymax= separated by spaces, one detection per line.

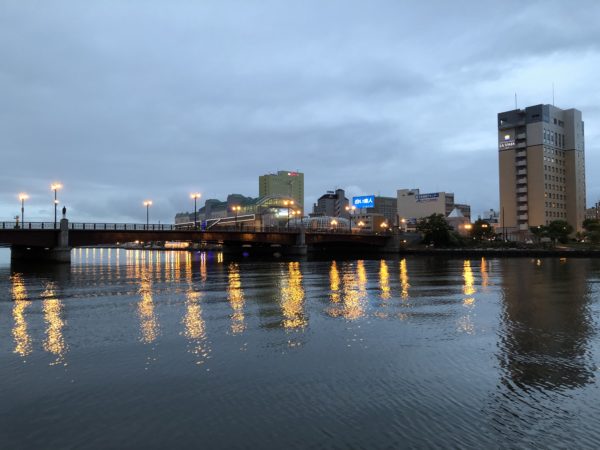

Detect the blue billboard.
xmin=352 ymin=195 xmax=375 ymax=208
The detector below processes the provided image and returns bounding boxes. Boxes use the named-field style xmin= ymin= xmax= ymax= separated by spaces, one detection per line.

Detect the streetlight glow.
xmin=51 ymin=183 xmax=63 ymax=228
xmin=143 ymin=200 xmax=152 ymax=228
xmin=190 ymin=193 xmax=201 ymax=229
xmin=18 ymin=193 xmax=29 ymax=225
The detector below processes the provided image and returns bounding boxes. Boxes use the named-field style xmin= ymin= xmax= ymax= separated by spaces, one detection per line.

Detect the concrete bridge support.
xmin=11 ymin=218 xmax=71 ymax=263
xmin=283 ymin=227 xmax=307 ymax=256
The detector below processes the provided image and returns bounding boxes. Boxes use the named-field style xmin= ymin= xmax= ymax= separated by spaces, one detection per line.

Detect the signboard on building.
xmin=499 ymin=140 xmax=515 ymax=149
xmin=352 ymin=195 xmax=375 ymax=208
xmin=415 ymin=193 xmax=439 ymax=202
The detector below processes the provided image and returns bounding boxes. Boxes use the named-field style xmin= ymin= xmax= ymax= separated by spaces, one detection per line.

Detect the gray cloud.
xmin=0 ymin=0 xmax=598 ymax=222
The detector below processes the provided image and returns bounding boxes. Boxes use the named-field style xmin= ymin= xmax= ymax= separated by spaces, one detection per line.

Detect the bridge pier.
xmin=283 ymin=227 xmax=307 ymax=256
xmin=10 ymin=218 xmax=71 ymax=263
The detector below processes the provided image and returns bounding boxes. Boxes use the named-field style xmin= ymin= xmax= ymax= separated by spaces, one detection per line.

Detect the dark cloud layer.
xmin=1 ymin=0 xmax=598 ymax=222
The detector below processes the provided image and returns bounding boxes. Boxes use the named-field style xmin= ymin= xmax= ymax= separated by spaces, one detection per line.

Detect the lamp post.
xmin=400 ymin=218 xmax=407 ymax=232
xmin=345 ymin=205 xmax=356 ymax=231
xmin=380 ymin=221 xmax=389 ymax=233
xmin=232 ymin=205 xmax=241 ymax=229
xmin=143 ymin=200 xmax=152 ymax=228
xmin=331 ymin=219 xmax=338 ymax=231
xmin=190 ymin=193 xmax=201 ymax=229
xmin=283 ymin=199 xmax=294 ymax=229
xmin=19 ymin=193 xmax=29 ymax=225
xmin=50 ymin=183 xmax=63 ymax=228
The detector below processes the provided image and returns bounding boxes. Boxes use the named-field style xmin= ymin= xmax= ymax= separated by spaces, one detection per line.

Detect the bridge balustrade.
xmin=0 ymin=221 xmax=386 ymax=235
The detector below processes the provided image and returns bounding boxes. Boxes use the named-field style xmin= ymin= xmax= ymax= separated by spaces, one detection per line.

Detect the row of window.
xmin=545 ymin=174 xmax=564 ymax=182
xmin=545 ymin=192 xmax=564 ymax=200
xmin=545 ymin=183 xmax=564 ymax=192
xmin=546 ymin=211 xmax=566 ymax=219
xmin=543 ymin=129 xmax=565 ymax=148
xmin=544 ymin=165 xmax=565 ymax=175
xmin=545 ymin=201 xmax=565 ymax=209
xmin=544 ymin=147 xmax=564 ymax=157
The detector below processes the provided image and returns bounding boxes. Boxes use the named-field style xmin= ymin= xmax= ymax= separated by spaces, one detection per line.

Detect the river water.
xmin=1 ymin=248 xmax=600 ymax=449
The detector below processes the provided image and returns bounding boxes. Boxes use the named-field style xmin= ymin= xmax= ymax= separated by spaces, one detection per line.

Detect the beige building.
xmin=397 ymin=189 xmax=455 ymax=222
xmin=498 ymin=104 xmax=586 ymax=234
xmin=259 ymin=170 xmax=304 ymax=211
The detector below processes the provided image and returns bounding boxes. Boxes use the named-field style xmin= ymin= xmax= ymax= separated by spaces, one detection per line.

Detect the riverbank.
xmin=400 ymin=247 xmax=600 ymax=257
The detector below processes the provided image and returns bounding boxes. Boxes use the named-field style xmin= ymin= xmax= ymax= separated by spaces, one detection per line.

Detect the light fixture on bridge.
xmin=143 ymin=200 xmax=153 ymax=228
xmin=51 ymin=183 xmax=63 ymax=228
xmin=18 ymin=193 xmax=29 ymax=225
xmin=190 ymin=193 xmax=201 ymax=229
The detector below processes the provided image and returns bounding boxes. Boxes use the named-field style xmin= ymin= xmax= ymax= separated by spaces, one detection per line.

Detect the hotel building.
xmin=498 ymin=104 xmax=586 ymax=233
xmin=259 ymin=170 xmax=304 ymax=212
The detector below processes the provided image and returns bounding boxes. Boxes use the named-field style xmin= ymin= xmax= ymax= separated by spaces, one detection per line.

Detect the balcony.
xmin=518 ymin=224 xmax=529 ymax=231
xmin=516 ymin=133 xmax=526 ymax=140
xmin=516 ymin=141 xmax=527 ymax=149
xmin=518 ymin=214 xmax=528 ymax=220
xmin=518 ymin=195 xmax=528 ymax=202
xmin=516 ymin=187 xmax=528 ymax=194
xmin=517 ymin=176 xmax=527 ymax=184
xmin=517 ymin=169 xmax=527 ymax=176
xmin=518 ymin=205 xmax=528 ymax=212
xmin=516 ymin=150 xmax=526 ymax=157
xmin=516 ymin=158 xmax=527 ymax=167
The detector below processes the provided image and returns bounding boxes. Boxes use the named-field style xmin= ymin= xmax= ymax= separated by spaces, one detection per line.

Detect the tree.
xmin=470 ymin=219 xmax=495 ymax=240
xmin=417 ymin=214 xmax=454 ymax=246
xmin=546 ymin=220 xmax=573 ymax=244
xmin=582 ymin=219 xmax=600 ymax=244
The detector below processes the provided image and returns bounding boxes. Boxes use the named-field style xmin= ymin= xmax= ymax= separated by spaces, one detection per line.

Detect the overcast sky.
xmin=1 ymin=0 xmax=599 ymax=223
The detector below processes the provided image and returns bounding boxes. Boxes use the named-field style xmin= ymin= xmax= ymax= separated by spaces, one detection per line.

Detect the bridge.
xmin=0 ymin=218 xmax=397 ymax=263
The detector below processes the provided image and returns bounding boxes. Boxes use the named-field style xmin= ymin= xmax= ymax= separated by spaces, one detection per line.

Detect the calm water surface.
xmin=1 ymin=248 xmax=600 ymax=449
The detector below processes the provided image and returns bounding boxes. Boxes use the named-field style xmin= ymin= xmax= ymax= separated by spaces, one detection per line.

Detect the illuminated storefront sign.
xmin=352 ymin=195 xmax=375 ymax=208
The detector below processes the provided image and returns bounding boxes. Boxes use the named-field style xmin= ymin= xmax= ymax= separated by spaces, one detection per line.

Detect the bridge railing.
xmin=1 ymin=222 xmax=59 ymax=230
xmin=1 ymin=221 xmax=389 ymax=235
xmin=69 ymin=223 xmax=178 ymax=231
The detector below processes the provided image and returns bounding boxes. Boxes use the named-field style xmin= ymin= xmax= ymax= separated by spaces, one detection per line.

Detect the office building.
xmin=312 ymin=189 xmax=349 ymax=218
xmin=363 ymin=196 xmax=398 ymax=226
xmin=259 ymin=170 xmax=304 ymax=211
xmin=397 ymin=189 xmax=455 ymax=221
xmin=498 ymin=104 xmax=586 ymax=233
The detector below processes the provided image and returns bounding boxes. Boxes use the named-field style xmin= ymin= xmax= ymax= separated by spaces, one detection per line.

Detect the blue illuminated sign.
xmin=352 ymin=195 xmax=375 ymax=208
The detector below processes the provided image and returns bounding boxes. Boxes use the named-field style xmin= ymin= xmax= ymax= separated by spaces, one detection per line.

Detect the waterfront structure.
xmin=259 ymin=170 xmax=304 ymax=211
xmin=312 ymin=189 xmax=349 ymax=218
xmin=498 ymin=104 xmax=586 ymax=233
xmin=175 ymin=194 xmax=300 ymax=228
xmin=397 ymin=189 xmax=455 ymax=222
xmin=446 ymin=208 xmax=471 ymax=236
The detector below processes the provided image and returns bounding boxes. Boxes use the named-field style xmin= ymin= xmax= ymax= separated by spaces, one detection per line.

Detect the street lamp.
xmin=231 ymin=205 xmax=241 ymax=229
xmin=143 ymin=200 xmax=152 ymax=228
xmin=51 ymin=183 xmax=63 ymax=228
xmin=400 ymin=217 xmax=407 ymax=232
xmin=190 ymin=193 xmax=201 ymax=229
xmin=18 ymin=193 xmax=29 ymax=225
xmin=380 ymin=222 xmax=389 ymax=232
xmin=331 ymin=219 xmax=338 ymax=231
xmin=345 ymin=205 xmax=356 ymax=231
xmin=283 ymin=199 xmax=294 ymax=229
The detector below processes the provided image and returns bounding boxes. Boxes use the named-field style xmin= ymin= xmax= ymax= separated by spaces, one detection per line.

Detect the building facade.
xmin=259 ymin=170 xmax=304 ymax=211
xmin=364 ymin=196 xmax=398 ymax=226
xmin=397 ymin=189 xmax=455 ymax=221
xmin=498 ymin=104 xmax=586 ymax=233
xmin=312 ymin=189 xmax=349 ymax=218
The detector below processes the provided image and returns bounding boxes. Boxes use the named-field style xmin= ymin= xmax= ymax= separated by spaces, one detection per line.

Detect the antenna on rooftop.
xmin=552 ymin=82 xmax=555 ymax=106
xmin=514 ymin=92 xmax=518 ymax=110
